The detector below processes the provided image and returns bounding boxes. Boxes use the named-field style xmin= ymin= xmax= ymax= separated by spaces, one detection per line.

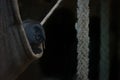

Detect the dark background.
xmin=17 ymin=0 xmax=120 ymax=80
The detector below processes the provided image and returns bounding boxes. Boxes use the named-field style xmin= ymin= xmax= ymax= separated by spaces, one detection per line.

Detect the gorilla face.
xmin=23 ymin=19 xmax=46 ymax=54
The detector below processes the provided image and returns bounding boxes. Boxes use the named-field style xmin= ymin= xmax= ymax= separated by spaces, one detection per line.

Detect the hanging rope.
xmin=75 ymin=0 xmax=89 ymax=80
xmin=40 ymin=0 xmax=62 ymax=25
xmin=99 ymin=0 xmax=110 ymax=80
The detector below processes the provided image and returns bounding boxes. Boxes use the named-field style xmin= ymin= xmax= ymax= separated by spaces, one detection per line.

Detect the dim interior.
xmin=18 ymin=0 xmax=77 ymax=80
xmin=89 ymin=0 xmax=100 ymax=80
xmin=18 ymin=0 xmax=120 ymax=80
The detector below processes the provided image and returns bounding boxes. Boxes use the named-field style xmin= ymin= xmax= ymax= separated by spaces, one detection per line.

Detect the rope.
xmin=40 ymin=0 xmax=62 ymax=25
xmin=75 ymin=0 xmax=89 ymax=80
xmin=99 ymin=0 xmax=110 ymax=80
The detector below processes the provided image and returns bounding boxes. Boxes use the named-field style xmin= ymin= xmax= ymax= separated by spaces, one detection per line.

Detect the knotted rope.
xmin=75 ymin=0 xmax=89 ymax=80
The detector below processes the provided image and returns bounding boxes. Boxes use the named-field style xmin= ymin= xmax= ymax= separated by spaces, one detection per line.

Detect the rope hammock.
xmin=0 ymin=0 xmax=43 ymax=79
xmin=75 ymin=0 xmax=89 ymax=80
xmin=0 ymin=0 xmax=62 ymax=80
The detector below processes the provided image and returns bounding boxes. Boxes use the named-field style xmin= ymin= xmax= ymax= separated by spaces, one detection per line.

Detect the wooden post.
xmin=99 ymin=0 xmax=110 ymax=80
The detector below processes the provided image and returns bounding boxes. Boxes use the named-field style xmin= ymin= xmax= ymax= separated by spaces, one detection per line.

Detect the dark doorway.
xmin=40 ymin=8 xmax=77 ymax=80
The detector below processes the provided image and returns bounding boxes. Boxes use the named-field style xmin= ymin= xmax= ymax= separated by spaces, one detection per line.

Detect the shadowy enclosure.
xmin=18 ymin=0 xmax=77 ymax=80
